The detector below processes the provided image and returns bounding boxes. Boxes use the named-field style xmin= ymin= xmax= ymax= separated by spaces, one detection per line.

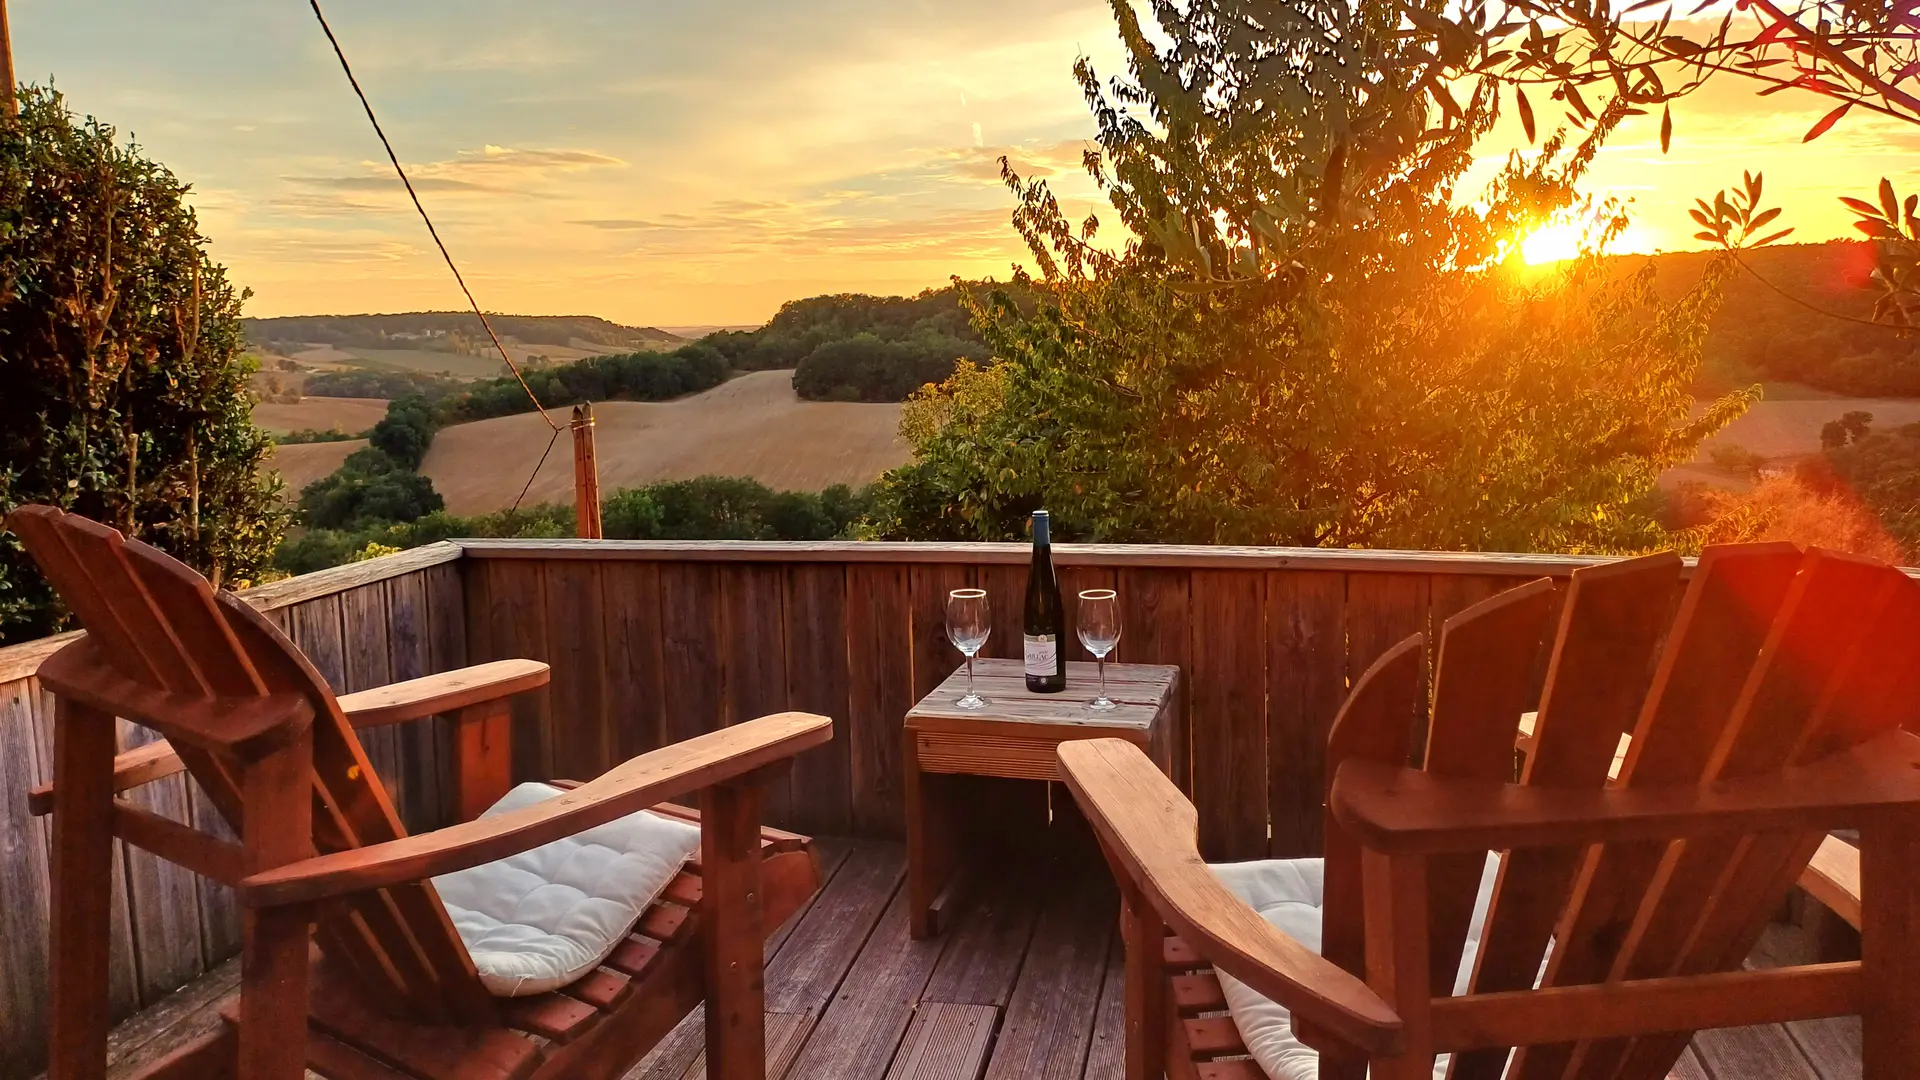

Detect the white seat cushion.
xmin=432 ymin=783 xmax=703 ymax=997
xmin=1208 ymin=855 xmax=1502 ymax=1080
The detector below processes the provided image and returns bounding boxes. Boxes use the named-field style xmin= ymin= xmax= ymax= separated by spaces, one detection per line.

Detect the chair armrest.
xmin=239 ymin=710 xmax=832 ymax=907
xmin=336 ymin=659 xmax=550 ymax=728
xmin=1800 ymin=834 xmax=1862 ymax=930
xmin=1331 ymin=728 xmax=1920 ymax=855
xmin=1056 ymin=739 xmax=1404 ymax=1057
xmin=27 ymin=740 xmax=186 ymax=816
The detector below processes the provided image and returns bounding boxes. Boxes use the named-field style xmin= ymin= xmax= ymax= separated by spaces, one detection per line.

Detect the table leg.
xmin=905 ymin=730 xmax=945 ymax=939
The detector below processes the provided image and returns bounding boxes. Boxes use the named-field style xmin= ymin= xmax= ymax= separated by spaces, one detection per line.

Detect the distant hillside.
xmin=706 ymin=283 xmax=1039 ymax=401
xmin=1627 ymin=241 xmax=1918 ymax=398
xmin=246 ymin=312 xmax=686 ymax=354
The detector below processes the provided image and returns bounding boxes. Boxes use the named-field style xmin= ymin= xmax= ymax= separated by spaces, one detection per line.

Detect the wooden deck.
xmin=71 ymin=833 xmax=1860 ymax=1080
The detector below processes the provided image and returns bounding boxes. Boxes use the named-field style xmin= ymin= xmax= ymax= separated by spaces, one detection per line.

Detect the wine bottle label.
xmin=1023 ymin=634 xmax=1058 ymax=677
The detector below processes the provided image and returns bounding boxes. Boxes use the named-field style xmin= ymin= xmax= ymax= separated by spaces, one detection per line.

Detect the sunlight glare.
xmin=1521 ymin=222 xmax=1588 ymax=265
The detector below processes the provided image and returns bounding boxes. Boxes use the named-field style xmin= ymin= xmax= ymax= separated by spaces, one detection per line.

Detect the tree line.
xmin=277 ymin=476 xmax=876 ymax=575
xmin=705 ymin=287 xmax=1005 ymax=401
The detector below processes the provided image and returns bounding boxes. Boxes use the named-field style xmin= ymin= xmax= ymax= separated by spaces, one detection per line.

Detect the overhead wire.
xmin=307 ymin=0 xmax=562 ymax=510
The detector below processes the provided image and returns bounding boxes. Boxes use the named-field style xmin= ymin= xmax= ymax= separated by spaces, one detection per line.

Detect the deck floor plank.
xmin=919 ymin=860 xmax=1043 ymax=1008
xmin=626 ymin=837 xmax=863 ymax=1080
xmin=783 ymin=874 xmax=952 ymax=1080
xmin=885 ymin=1001 xmax=997 ymax=1080
xmin=1079 ymin=937 xmax=1126 ymax=1080
xmin=978 ymin=859 xmax=1118 ymax=1080
xmin=57 ymin=837 xmax=1869 ymax=1080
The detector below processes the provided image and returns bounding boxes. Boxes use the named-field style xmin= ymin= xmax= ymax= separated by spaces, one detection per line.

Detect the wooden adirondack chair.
xmin=10 ymin=505 xmax=831 ymax=1080
xmin=1060 ymin=543 xmax=1920 ymax=1080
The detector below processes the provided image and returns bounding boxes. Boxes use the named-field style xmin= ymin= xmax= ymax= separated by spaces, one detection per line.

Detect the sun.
xmin=1519 ymin=219 xmax=1657 ymax=265
xmin=1521 ymin=222 xmax=1589 ymax=265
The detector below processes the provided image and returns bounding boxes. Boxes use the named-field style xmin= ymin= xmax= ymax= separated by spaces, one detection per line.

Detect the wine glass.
xmin=1077 ymin=589 xmax=1121 ymax=711
xmin=946 ymin=588 xmax=991 ymax=710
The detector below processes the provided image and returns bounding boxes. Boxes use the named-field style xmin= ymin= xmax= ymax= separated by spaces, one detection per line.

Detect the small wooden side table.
xmin=903 ymin=657 xmax=1181 ymax=938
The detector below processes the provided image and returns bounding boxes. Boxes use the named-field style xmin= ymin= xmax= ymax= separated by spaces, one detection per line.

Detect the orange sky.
xmin=14 ymin=0 xmax=1915 ymax=327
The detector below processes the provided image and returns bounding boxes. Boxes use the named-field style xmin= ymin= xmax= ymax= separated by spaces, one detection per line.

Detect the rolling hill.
xmin=410 ymin=370 xmax=907 ymax=514
xmin=246 ymin=312 xmax=685 ymax=353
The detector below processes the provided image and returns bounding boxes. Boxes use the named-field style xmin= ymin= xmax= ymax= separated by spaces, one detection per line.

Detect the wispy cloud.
xmin=23 ymin=0 xmax=1910 ymax=324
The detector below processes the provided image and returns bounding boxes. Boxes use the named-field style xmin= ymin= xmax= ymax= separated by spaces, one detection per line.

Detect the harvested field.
xmin=422 ymin=370 xmax=909 ymax=514
xmin=1695 ymin=397 xmax=1920 ymax=459
xmin=265 ymin=439 xmax=365 ymax=495
xmin=251 ymin=397 xmax=389 ymax=434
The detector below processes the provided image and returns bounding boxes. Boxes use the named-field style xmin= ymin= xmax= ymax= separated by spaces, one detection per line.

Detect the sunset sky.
xmin=15 ymin=0 xmax=1918 ymax=327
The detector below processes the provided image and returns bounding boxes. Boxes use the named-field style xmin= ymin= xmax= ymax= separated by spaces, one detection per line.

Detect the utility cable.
xmin=307 ymin=0 xmax=560 ymax=434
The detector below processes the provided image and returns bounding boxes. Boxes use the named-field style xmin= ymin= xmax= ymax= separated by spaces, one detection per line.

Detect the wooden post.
xmin=1860 ymin=808 xmax=1920 ymax=1078
xmin=700 ymin=776 xmax=766 ymax=1080
xmin=449 ymin=698 xmax=513 ymax=823
xmin=0 ymin=0 xmax=16 ymax=119
xmin=571 ymin=403 xmax=602 ymax=539
xmin=47 ymin=698 xmax=117 ymax=1080
xmin=1118 ymin=883 xmax=1167 ymax=1080
xmin=239 ymin=735 xmax=315 ymax=1080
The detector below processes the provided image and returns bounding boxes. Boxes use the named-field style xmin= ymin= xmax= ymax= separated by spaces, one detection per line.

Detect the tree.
xmin=867 ymin=0 xmax=1746 ymax=552
xmin=0 ymin=87 xmax=286 ymax=644
xmin=298 ymin=449 xmax=443 ymax=530
xmin=1820 ymin=409 xmax=1874 ymax=449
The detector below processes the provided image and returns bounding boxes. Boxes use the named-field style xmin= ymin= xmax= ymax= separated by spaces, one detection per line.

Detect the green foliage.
xmin=1707 ymin=444 xmax=1768 ymax=477
xmin=866 ymin=0 xmax=1744 ymax=553
xmin=708 ymin=286 xmax=1003 ymax=400
xmin=303 ymin=369 xmax=467 ymax=400
xmin=1817 ymin=419 xmax=1920 ymax=558
xmin=369 ymin=396 xmax=438 ymax=468
xmin=792 ymin=332 xmax=987 ymax=402
xmin=275 ymin=428 xmax=368 ymax=444
xmin=275 ymin=478 xmax=875 ymax=574
xmin=600 ymin=477 xmax=873 ymax=540
xmin=1645 ymin=242 xmax=1920 ymax=398
xmin=297 ymin=448 xmax=444 ymax=530
xmin=1821 ymin=411 xmax=1875 ymax=450
xmin=438 ymin=343 xmax=730 ymax=424
xmin=273 ymin=505 xmax=573 ymax=576
xmin=0 ymin=87 xmax=287 ymax=644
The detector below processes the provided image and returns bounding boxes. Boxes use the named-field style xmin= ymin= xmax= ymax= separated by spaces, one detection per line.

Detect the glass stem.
xmin=1099 ymin=653 xmax=1107 ymax=701
xmin=966 ymin=653 xmax=976 ymax=700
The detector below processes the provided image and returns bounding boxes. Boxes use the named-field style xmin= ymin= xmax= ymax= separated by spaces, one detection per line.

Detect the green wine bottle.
xmin=1023 ymin=510 xmax=1066 ymax=693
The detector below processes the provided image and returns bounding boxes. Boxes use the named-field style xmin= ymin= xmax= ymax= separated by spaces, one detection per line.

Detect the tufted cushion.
xmin=432 ymin=783 xmax=703 ymax=997
xmin=1207 ymin=855 xmax=1502 ymax=1080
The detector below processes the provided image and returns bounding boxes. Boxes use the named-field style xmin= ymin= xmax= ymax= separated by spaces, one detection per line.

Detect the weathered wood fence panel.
xmin=0 ymin=544 xmax=463 ymax=1080
xmin=452 ymin=541 xmax=1644 ymax=857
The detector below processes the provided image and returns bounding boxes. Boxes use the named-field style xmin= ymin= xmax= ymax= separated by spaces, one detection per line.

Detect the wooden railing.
xmin=11 ymin=536 xmax=1899 ymax=1078
xmin=0 ymin=543 xmax=466 ymax=1076
xmin=454 ymin=539 xmax=1621 ymax=857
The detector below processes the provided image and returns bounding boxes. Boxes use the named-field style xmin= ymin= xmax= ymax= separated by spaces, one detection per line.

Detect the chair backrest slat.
xmin=1445 ymin=552 xmax=1681 ymax=1080
xmin=1420 ymin=579 xmax=1558 ymax=999
xmin=1570 ymin=551 xmax=1907 ymax=1080
xmin=1320 ymin=636 xmax=1426 ymax=1023
xmin=10 ymin=506 xmax=494 ymax=1024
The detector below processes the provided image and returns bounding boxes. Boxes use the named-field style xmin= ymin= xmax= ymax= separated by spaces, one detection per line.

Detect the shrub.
xmin=369 ymin=395 xmax=438 ymax=468
xmin=1678 ymin=475 xmax=1904 ymax=561
xmin=276 ymin=428 xmax=367 ymax=444
xmin=0 ymin=87 xmax=286 ymax=643
xmin=273 ymin=479 xmax=876 ymax=573
xmin=298 ymin=449 xmax=444 ymax=530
